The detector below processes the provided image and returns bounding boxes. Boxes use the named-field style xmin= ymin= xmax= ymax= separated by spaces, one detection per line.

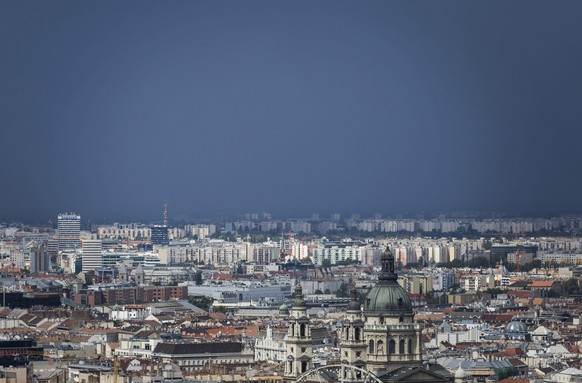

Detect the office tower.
xmin=81 ymin=239 xmax=103 ymax=272
xmin=30 ymin=245 xmax=50 ymax=273
xmin=57 ymin=213 xmax=81 ymax=251
xmin=151 ymin=224 xmax=169 ymax=245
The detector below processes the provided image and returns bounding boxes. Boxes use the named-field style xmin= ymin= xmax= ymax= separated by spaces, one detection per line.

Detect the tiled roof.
xmin=528 ymin=281 xmax=555 ymax=287
xmin=153 ymin=341 xmax=243 ymax=355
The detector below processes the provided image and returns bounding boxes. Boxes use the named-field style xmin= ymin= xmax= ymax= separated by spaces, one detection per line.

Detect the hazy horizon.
xmin=2 ymin=208 xmax=581 ymax=227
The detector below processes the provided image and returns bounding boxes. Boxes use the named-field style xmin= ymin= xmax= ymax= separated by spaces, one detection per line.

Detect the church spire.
xmin=347 ymin=283 xmax=360 ymax=312
xmin=292 ymin=280 xmax=306 ymax=308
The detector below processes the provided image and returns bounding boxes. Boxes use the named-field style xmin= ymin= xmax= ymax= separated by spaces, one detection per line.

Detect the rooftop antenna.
xmin=163 ymin=203 xmax=168 ymax=226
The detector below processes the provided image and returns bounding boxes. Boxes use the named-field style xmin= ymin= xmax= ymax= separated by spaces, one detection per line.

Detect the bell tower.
xmin=284 ymin=281 xmax=313 ymax=382
xmin=339 ymin=285 xmax=368 ymax=381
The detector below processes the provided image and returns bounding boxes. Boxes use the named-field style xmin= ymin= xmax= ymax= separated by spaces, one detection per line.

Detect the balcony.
xmin=364 ymin=324 xmax=421 ymax=332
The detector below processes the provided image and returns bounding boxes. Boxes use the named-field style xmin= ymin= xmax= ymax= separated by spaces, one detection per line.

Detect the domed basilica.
xmin=284 ymin=247 xmax=453 ymax=383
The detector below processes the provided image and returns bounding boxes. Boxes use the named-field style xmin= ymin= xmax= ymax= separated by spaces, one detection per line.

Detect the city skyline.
xmin=4 ymin=207 xmax=582 ymax=226
xmin=2 ymin=1 xmax=582 ymax=222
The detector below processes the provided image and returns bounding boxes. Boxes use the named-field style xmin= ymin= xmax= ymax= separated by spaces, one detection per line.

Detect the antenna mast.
xmin=163 ymin=203 xmax=168 ymax=226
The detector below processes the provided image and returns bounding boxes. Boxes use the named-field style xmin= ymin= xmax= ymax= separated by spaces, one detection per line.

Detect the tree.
xmin=213 ymin=305 xmax=228 ymax=314
xmin=301 ymin=256 xmax=313 ymax=264
xmin=335 ymin=282 xmax=349 ymax=298
xmin=188 ymin=295 xmax=213 ymax=310
xmin=485 ymin=288 xmax=506 ymax=298
xmin=322 ymin=259 xmax=332 ymax=268
xmin=449 ymin=282 xmax=461 ymax=292
xmin=315 ymin=289 xmax=324 ymax=295
xmin=195 ymin=270 xmax=203 ymax=285
xmin=324 ymin=288 xmax=331 ymax=294
xmin=545 ymin=289 xmax=561 ymax=298
xmin=563 ymin=278 xmax=581 ymax=296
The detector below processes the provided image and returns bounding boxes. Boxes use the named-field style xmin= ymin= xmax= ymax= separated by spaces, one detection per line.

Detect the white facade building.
xmin=82 ymin=239 xmax=103 ymax=272
xmin=58 ymin=213 xmax=81 ymax=251
xmin=254 ymin=325 xmax=286 ymax=362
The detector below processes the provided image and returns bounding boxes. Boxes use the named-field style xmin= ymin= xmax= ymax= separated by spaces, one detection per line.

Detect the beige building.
xmin=399 ymin=273 xmax=433 ymax=295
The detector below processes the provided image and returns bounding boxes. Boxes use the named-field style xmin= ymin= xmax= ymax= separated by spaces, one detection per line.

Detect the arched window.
xmin=377 ymin=340 xmax=384 ymax=354
xmin=399 ymin=339 xmax=405 ymax=354
xmin=291 ymin=323 xmax=295 ymax=337
xmin=355 ymin=327 xmax=361 ymax=341
xmin=408 ymin=339 xmax=413 ymax=354
xmin=369 ymin=339 xmax=375 ymax=354
xmin=301 ymin=361 xmax=308 ymax=373
xmin=388 ymin=339 xmax=396 ymax=354
xmin=399 ymin=315 xmax=404 ymax=323
xmin=300 ymin=324 xmax=306 ymax=337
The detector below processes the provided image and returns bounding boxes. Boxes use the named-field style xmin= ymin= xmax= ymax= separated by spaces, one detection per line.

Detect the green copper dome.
xmin=279 ymin=303 xmax=290 ymax=315
xmin=364 ymin=246 xmax=412 ymax=314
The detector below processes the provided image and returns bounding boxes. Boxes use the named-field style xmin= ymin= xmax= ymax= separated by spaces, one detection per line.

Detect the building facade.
xmin=81 ymin=239 xmax=103 ymax=272
xmin=57 ymin=213 xmax=81 ymax=251
xmin=151 ymin=225 xmax=169 ymax=246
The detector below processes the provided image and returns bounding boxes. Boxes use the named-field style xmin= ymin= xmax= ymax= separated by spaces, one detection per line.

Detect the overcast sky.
xmin=1 ymin=1 xmax=582 ymax=222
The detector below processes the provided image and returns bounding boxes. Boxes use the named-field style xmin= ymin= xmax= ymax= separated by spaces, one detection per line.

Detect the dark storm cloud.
xmin=1 ymin=1 xmax=581 ymax=222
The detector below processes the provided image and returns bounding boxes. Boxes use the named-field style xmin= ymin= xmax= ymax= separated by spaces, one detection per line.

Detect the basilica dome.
xmin=364 ymin=247 xmax=412 ymax=314
xmin=505 ymin=320 xmax=527 ymax=334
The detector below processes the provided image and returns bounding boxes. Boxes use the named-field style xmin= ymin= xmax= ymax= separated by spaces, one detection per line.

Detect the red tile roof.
xmin=528 ymin=281 xmax=555 ymax=288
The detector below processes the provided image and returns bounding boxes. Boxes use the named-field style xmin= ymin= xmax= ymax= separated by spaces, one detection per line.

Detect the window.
xmin=355 ymin=327 xmax=361 ymax=341
xmin=388 ymin=339 xmax=396 ymax=354
xmin=369 ymin=339 xmax=374 ymax=354
xmin=300 ymin=324 xmax=306 ymax=337
xmin=399 ymin=339 xmax=405 ymax=354
xmin=409 ymin=339 xmax=413 ymax=354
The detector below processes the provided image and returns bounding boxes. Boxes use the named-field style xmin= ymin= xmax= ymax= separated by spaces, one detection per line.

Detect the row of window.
xmin=368 ymin=338 xmax=413 ymax=355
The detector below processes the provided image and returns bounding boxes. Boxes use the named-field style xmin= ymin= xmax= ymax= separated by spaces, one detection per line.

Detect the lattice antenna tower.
xmin=163 ymin=203 xmax=168 ymax=226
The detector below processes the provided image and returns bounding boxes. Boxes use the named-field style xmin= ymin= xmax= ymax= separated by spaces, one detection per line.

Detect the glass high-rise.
xmin=151 ymin=224 xmax=169 ymax=245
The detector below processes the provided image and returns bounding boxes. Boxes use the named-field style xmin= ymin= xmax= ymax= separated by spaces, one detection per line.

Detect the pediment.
xmin=381 ymin=367 xmax=451 ymax=383
xmin=401 ymin=371 xmax=447 ymax=381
